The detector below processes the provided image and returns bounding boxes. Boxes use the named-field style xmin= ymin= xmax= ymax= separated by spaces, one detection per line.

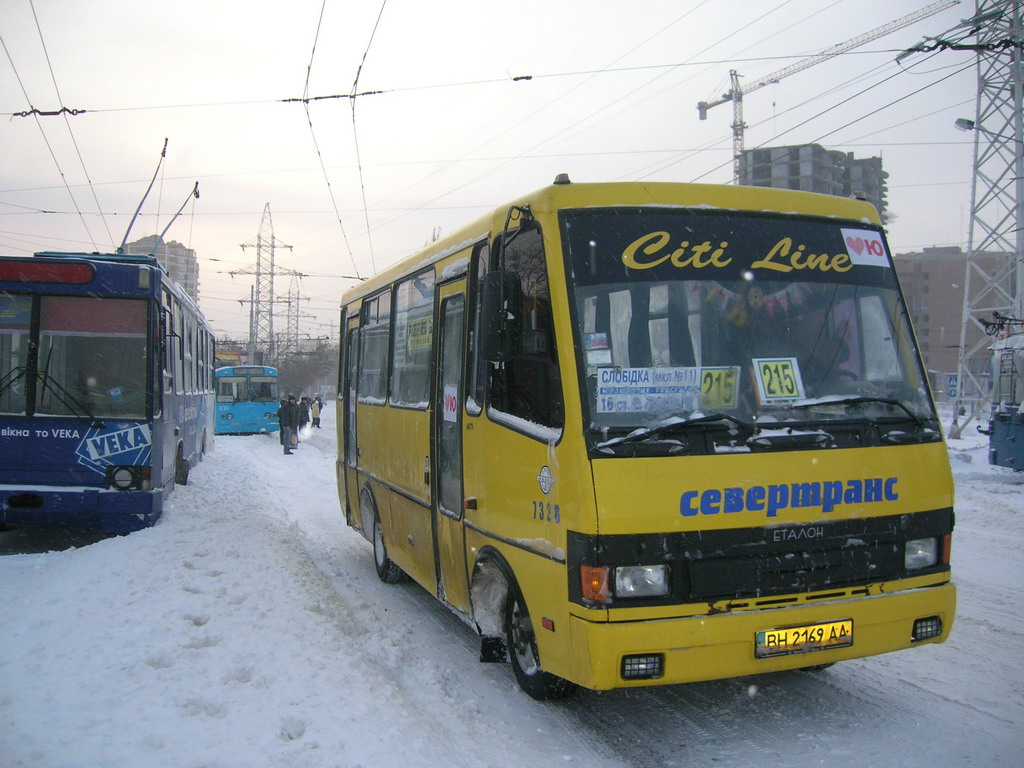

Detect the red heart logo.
xmin=845 ymin=236 xmax=865 ymax=256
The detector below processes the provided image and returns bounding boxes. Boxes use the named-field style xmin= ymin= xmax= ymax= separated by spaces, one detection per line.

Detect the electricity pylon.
xmin=947 ymin=0 xmax=1024 ymax=438
xmin=233 ymin=204 xmax=294 ymax=366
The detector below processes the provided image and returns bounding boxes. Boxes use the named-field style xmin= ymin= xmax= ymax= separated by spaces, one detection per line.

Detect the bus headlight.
xmin=614 ymin=564 xmax=670 ymax=598
xmin=105 ymin=466 xmax=151 ymax=492
xmin=110 ymin=467 xmax=135 ymax=490
xmin=905 ymin=537 xmax=939 ymax=570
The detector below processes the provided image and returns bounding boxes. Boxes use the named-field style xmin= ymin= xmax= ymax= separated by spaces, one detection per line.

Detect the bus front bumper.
xmin=565 ymin=582 xmax=955 ymax=690
xmin=0 ymin=485 xmax=164 ymax=534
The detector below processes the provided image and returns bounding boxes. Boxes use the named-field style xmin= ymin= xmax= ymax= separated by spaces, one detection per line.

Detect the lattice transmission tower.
xmin=235 ymin=204 xmax=293 ymax=366
xmin=278 ymin=275 xmax=315 ymax=360
xmin=948 ymin=0 xmax=1024 ymax=438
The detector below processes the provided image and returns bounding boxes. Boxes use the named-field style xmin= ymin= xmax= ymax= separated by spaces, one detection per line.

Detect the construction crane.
xmin=697 ymin=0 xmax=959 ymax=182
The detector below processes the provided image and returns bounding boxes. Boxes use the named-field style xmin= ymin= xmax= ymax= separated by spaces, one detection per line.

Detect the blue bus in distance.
xmin=215 ymin=366 xmax=280 ymax=435
xmin=0 ymin=252 xmax=215 ymax=533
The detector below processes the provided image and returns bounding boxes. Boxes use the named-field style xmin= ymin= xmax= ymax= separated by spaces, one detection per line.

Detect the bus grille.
xmin=687 ymin=541 xmax=900 ymax=601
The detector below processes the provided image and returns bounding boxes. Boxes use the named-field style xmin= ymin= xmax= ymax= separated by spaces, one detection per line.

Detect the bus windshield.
xmin=561 ymin=208 xmax=937 ymax=444
xmin=36 ymin=296 xmax=149 ymax=419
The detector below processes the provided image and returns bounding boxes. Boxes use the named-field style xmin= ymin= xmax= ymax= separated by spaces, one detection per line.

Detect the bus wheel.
xmin=504 ymin=590 xmax=576 ymax=700
xmin=371 ymin=510 xmax=404 ymax=584
xmin=175 ymin=446 xmax=190 ymax=485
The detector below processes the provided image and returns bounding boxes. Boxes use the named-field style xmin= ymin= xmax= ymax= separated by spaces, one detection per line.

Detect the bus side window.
xmin=489 ymin=227 xmax=564 ymax=430
xmin=161 ymin=291 xmax=174 ymax=395
xmin=358 ymin=291 xmax=390 ymax=405
xmin=392 ymin=269 xmax=435 ymax=408
xmin=466 ymin=242 xmax=489 ymax=416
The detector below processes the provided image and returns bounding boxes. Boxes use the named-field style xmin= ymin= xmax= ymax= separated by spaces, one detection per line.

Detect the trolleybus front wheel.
xmin=175 ymin=445 xmax=190 ymax=485
xmin=504 ymin=590 xmax=576 ymax=700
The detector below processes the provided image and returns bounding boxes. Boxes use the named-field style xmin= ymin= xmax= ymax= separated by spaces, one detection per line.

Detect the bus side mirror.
xmin=480 ymin=271 xmax=522 ymax=363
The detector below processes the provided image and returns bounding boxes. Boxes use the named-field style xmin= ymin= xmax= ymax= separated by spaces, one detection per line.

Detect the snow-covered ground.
xmin=1 ymin=401 xmax=1021 ymax=767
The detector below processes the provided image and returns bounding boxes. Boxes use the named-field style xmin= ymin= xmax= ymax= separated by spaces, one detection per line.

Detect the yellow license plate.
xmin=755 ymin=619 xmax=853 ymax=658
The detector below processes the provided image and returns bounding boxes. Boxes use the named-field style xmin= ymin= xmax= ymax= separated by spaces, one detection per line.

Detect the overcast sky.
xmin=1 ymin=0 xmax=981 ymax=341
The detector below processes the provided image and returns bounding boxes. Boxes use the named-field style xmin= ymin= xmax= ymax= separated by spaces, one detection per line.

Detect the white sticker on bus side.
xmin=443 ymin=385 xmax=458 ymax=422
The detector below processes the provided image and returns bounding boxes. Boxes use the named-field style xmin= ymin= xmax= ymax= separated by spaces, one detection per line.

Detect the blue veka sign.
xmin=75 ymin=424 xmax=153 ymax=475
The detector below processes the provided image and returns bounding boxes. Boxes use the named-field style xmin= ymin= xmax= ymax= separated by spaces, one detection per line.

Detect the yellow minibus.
xmin=336 ymin=178 xmax=955 ymax=699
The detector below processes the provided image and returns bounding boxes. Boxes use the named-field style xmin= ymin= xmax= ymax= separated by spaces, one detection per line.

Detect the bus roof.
xmin=342 ymin=179 xmax=883 ymax=304
xmin=34 ymin=251 xmax=165 ymax=269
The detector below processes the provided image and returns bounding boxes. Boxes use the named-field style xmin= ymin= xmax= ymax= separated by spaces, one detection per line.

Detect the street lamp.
xmin=954 ymin=117 xmax=1024 ymax=144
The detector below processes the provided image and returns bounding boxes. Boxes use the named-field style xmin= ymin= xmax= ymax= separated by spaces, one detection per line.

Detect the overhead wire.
xmin=0 ymin=29 xmax=97 ymax=250
xmin=617 ymin=5 xmax=931 ymax=181
xmin=679 ymin=54 xmax=975 ymax=184
xmin=299 ymin=0 xmax=360 ymax=279
xmin=347 ymin=0 xmax=390 ymax=275
xmin=27 ymin=0 xmax=115 ymax=249
xmin=356 ymin=0 xmax=844 ymax=239
xmin=347 ymin=1 xmax=726 ymax=239
xmin=529 ymin=0 xmax=839 ymax=161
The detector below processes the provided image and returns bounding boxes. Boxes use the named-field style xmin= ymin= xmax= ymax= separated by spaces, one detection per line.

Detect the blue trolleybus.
xmin=0 ymin=251 xmax=215 ymax=533
xmin=215 ymin=365 xmax=280 ymax=435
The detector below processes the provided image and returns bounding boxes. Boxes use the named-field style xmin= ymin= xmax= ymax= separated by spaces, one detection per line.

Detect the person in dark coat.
xmin=278 ymin=395 xmax=299 ymax=455
xmin=276 ymin=399 xmax=287 ymax=445
xmin=297 ymin=396 xmax=310 ymax=443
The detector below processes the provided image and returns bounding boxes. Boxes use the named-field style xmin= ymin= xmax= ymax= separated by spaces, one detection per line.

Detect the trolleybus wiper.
xmin=36 ymin=352 xmax=104 ymax=427
xmin=0 ymin=365 xmax=27 ymax=398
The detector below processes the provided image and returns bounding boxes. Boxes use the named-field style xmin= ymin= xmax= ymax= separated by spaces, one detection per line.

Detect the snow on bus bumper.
xmin=565 ymin=581 xmax=956 ymax=690
xmin=0 ymin=484 xmax=164 ymax=533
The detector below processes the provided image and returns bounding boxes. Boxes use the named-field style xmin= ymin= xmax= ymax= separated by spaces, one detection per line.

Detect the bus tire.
xmin=365 ymin=493 xmax=404 ymax=583
xmin=504 ymin=588 xmax=576 ymax=700
xmin=175 ymin=445 xmax=190 ymax=485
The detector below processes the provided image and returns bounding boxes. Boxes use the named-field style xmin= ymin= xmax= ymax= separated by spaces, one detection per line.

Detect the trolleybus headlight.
xmin=905 ymin=537 xmax=939 ymax=570
xmin=110 ymin=467 xmax=135 ymax=490
xmin=106 ymin=466 xmax=151 ymax=491
xmin=614 ymin=564 xmax=670 ymax=598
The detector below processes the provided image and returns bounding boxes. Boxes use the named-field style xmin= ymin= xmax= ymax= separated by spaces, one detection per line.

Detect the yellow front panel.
xmin=592 ymin=442 xmax=952 ymax=535
xmin=567 ymin=582 xmax=955 ymax=690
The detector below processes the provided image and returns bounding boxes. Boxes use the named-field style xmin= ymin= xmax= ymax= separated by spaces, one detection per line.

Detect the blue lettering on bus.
xmin=679 ymin=477 xmax=899 ymax=518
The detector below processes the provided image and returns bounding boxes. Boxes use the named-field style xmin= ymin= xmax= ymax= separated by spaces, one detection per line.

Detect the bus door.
xmin=432 ymin=281 xmax=471 ymax=613
xmin=342 ymin=317 xmax=362 ymax=530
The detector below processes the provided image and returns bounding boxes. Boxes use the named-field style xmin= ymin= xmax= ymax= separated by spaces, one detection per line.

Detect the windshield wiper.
xmin=36 ymin=352 xmax=104 ymax=427
xmin=793 ymin=395 xmax=924 ymax=426
xmin=0 ymin=365 xmax=27 ymax=399
xmin=746 ymin=429 xmax=834 ymax=451
xmin=596 ymin=413 xmax=756 ymax=450
xmin=791 ymin=395 xmax=941 ymax=443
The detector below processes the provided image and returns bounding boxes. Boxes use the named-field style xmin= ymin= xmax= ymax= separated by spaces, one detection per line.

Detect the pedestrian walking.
xmin=310 ymin=397 xmax=321 ymax=429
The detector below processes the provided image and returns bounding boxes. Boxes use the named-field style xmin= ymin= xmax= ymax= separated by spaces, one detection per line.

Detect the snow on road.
xmin=1 ymin=404 xmax=1021 ymax=767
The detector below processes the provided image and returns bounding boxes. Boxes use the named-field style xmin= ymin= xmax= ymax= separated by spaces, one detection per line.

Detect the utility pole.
xmin=945 ymin=0 xmax=1024 ymax=438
